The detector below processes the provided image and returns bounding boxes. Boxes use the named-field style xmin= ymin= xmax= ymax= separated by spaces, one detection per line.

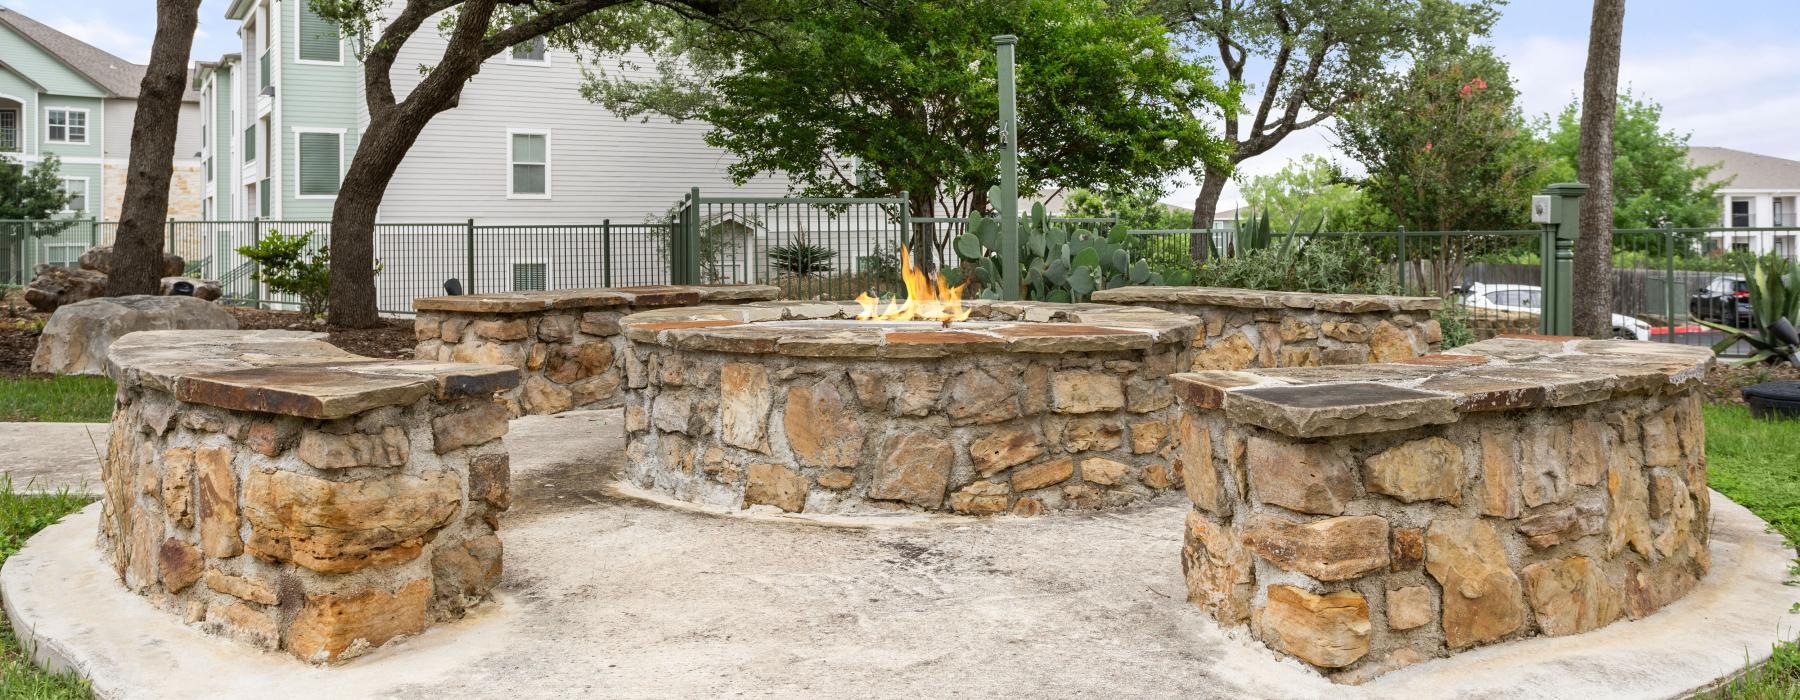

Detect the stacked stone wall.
xmin=99 ymin=330 xmax=518 ymax=663
xmin=1091 ymin=286 xmax=1442 ymax=370
xmin=619 ymin=301 xmax=1199 ymax=515
xmin=414 ymin=285 xmax=778 ymax=416
xmin=1170 ymin=337 xmax=1714 ymax=682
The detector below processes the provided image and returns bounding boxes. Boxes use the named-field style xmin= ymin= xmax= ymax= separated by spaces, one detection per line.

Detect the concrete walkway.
xmin=4 ymin=410 xmax=1798 ymax=699
xmin=0 ymin=422 xmax=108 ymax=493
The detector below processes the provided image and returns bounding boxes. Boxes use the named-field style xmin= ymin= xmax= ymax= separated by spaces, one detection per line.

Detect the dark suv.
xmin=1690 ymin=275 xmax=1751 ymax=326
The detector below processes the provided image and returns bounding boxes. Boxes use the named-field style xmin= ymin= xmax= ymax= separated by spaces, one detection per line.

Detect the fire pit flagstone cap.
xmin=412 ymin=284 xmax=780 ymax=314
xmin=108 ymin=329 xmax=520 ymax=419
xmin=1090 ymin=285 xmax=1442 ymax=313
xmin=619 ymin=300 xmax=1200 ymax=358
xmin=1171 ymin=336 xmax=1713 ymax=437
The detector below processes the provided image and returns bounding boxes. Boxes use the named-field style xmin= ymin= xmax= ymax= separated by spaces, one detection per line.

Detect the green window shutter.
xmin=243 ymin=125 xmax=256 ymax=161
xmin=259 ymin=178 xmax=272 ymax=217
xmin=298 ymin=5 xmax=341 ymax=62
xmin=511 ymin=263 xmax=547 ymax=291
xmin=259 ymin=51 xmax=271 ymax=90
xmin=298 ymin=132 xmax=342 ymax=196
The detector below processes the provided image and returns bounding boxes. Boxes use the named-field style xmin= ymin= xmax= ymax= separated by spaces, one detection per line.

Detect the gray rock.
xmin=77 ymin=246 xmax=185 ymax=277
xmin=22 ymin=265 xmax=108 ymax=312
xmin=160 ymin=276 xmax=223 ymax=301
xmin=31 ymin=295 xmax=238 ymax=376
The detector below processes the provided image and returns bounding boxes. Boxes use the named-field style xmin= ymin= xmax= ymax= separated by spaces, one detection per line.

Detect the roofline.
xmin=225 ymin=0 xmax=258 ymax=21
xmin=0 ymin=12 xmax=122 ymax=98
xmin=0 ymin=59 xmax=50 ymax=93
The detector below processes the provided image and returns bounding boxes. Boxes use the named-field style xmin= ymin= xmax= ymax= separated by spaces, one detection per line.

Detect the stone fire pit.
xmin=619 ymin=301 xmax=1200 ymax=514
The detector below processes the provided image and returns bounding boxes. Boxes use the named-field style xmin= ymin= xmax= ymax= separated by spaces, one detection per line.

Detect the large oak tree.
xmin=1159 ymin=0 xmax=1498 ymax=259
xmin=315 ymin=0 xmax=737 ymax=327
xmin=108 ymin=0 xmax=204 ymax=296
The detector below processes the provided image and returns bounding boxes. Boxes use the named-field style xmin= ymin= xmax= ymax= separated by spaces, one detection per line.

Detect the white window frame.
xmin=506 ymin=128 xmax=552 ymax=199
xmin=291 ymin=126 xmax=346 ymax=200
xmin=58 ymin=176 xmax=89 ymax=213
xmin=505 ymin=36 xmax=551 ymax=65
xmin=509 ymin=258 xmax=552 ymax=291
xmin=43 ymin=242 xmax=85 ymax=268
xmin=45 ymin=107 xmax=89 ymax=145
xmin=293 ymin=0 xmax=345 ymax=66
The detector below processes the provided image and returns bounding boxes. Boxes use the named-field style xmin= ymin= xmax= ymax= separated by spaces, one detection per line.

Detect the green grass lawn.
xmin=0 ymin=477 xmax=94 ymax=698
xmin=1700 ymin=404 xmax=1800 ymax=699
xmin=0 ymin=376 xmax=115 ymax=423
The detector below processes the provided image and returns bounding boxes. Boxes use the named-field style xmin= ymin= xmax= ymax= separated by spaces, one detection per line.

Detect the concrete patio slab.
xmin=3 ymin=409 xmax=1796 ymax=699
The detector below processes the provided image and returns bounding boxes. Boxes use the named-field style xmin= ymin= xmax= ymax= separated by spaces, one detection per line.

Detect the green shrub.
xmin=1434 ymin=303 xmax=1476 ymax=349
xmin=237 ymin=231 xmax=329 ymax=316
xmin=1180 ymin=236 xmax=1400 ymax=296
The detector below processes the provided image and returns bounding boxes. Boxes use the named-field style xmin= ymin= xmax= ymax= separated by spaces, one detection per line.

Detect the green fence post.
xmin=602 ymin=219 xmax=614 ymax=288
xmin=250 ymin=217 xmax=262 ymax=308
xmin=682 ymin=187 xmax=703 ymax=285
xmin=1534 ymin=182 xmax=1588 ymax=335
xmin=1395 ymin=226 xmax=1407 ymax=294
xmin=995 ymin=35 xmax=1021 ymax=300
xmin=465 ymin=218 xmax=476 ymax=294
xmin=1662 ymin=223 xmax=1675 ymax=343
xmin=166 ymin=217 xmax=175 ymax=255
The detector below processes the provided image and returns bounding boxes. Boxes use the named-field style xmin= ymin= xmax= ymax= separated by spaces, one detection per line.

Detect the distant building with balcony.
xmin=1688 ymin=146 xmax=1800 ymax=257
xmin=0 ymin=7 xmax=202 ymax=229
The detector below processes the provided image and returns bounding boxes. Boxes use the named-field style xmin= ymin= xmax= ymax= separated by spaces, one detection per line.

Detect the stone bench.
xmin=413 ymin=285 xmax=780 ymax=415
xmin=102 ymin=330 xmax=519 ymax=663
xmin=1090 ymin=286 xmax=1442 ymax=370
xmin=1168 ymin=336 xmax=1713 ymax=683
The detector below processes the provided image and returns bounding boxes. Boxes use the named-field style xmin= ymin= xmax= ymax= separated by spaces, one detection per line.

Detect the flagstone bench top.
xmin=619 ymin=300 xmax=1199 ymax=358
xmin=108 ymin=329 xmax=519 ymax=420
xmin=413 ymin=284 xmax=781 ymax=314
xmin=1091 ymin=285 xmax=1443 ymax=313
xmin=1170 ymin=335 xmax=1714 ymax=438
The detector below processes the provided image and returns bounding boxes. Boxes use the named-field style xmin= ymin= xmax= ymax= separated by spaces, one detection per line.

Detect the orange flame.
xmin=854 ymin=245 xmax=971 ymax=323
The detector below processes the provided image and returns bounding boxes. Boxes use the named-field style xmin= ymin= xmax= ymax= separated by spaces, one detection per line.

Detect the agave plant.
xmin=1695 ymin=256 xmax=1800 ymax=366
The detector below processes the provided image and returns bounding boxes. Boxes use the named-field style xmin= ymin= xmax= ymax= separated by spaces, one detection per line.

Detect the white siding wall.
xmin=376 ymin=29 xmax=791 ymax=224
xmin=102 ymin=100 xmax=203 ymax=162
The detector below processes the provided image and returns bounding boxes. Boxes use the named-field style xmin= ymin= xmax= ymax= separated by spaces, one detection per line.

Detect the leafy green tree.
xmin=1540 ymin=92 xmax=1722 ymax=232
xmin=586 ymin=0 xmax=1232 ymax=269
xmin=1158 ymin=0 xmax=1500 ymax=258
xmin=238 ymin=231 xmax=331 ymax=316
xmin=1335 ymin=44 xmax=1548 ymax=232
xmin=1238 ymin=155 xmax=1391 ymax=232
xmin=0 ymin=153 xmax=73 ymax=220
xmin=1061 ymin=187 xmax=1192 ymax=230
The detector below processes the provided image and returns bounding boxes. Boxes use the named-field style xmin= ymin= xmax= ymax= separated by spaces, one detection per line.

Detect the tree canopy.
xmin=1061 ymin=187 xmax=1192 ymax=230
xmin=1334 ymin=42 xmax=1548 ymax=232
xmin=1541 ymin=91 xmax=1722 ymax=230
xmin=1238 ymin=154 xmax=1390 ymax=232
xmin=0 ymin=153 xmax=73 ymax=222
xmin=583 ymin=0 xmax=1234 ymax=220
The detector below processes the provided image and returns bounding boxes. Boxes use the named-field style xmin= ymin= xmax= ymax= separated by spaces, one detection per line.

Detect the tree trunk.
xmin=906 ymin=188 xmax=938 ymax=274
xmin=1188 ymin=163 xmax=1230 ymax=261
xmin=107 ymin=0 xmax=201 ymax=297
xmin=326 ymin=111 xmax=435 ymax=327
xmin=1571 ymin=0 xmax=1626 ymax=338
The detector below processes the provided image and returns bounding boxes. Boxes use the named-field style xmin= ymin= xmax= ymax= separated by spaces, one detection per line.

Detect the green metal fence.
xmin=671 ymin=190 xmax=913 ymax=300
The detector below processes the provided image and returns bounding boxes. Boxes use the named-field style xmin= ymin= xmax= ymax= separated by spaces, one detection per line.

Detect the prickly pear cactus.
xmin=948 ymin=202 xmax=1161 ymax=302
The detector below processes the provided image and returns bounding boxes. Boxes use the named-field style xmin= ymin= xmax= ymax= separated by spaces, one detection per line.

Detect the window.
xmin=258 ymin=179 xmax=271 ymax=217
xmin=0 ymin=110 xmax=17 ymax=151
xmin=46 ymin=108 xmax=87 ymax=143
xmin=59 ymin=178 xmax=87 ymax=213
xmin=509 ymin=37 xmax=548 ymax=63
xmin=297 ymin=1 xmax=342 ymax=63
xmin=44 ymin=243 xmax=83 ymax=268
xmin=296 ymin=130 xmax=342 ymax=197
xmin=508 ymin=131 xmax=550 ymax=197
xmin=1731 ymin=199 xmax=1751 ymax=227
xmin=1776 ymin=200 xmax=1787 ymax=227
xmin=512 ymin=262 xmax=548 ymax=291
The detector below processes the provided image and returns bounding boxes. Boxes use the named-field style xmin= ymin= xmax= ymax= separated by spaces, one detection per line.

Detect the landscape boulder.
xmin=161 ymin=276 xmax=223 ymax=301
xmin=31 ymin=295 xmax=238 ymax=375
xmin=22 ymin=264 xmax=109 ymax=312
xmin=78 ymin=245 xmax=186 ymax=277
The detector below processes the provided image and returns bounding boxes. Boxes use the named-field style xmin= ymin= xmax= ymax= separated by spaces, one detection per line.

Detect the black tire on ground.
xmin=1742 ymin=381 xmax=1800 ymax=420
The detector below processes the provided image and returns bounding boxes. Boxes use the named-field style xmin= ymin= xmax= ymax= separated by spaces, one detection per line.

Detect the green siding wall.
xmin=38 ymin=95 xmax=103 ymax=160
xmin=0 ymin=24 xmax=106 ymax=99
xmin=275 ymin=0 xmax=358 ymax=218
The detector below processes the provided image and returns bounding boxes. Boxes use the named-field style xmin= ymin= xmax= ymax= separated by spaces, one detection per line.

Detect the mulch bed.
xmin=0 ymin=290 xmax=417 ymax=378
xmin=1702 ymin=361 xmax=1800 ymax=407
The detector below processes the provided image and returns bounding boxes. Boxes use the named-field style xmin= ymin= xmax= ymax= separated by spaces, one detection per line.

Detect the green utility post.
xmin=995 ymin=35 xmax=1021 ymax=301
xmin=1533 ymin=182 xmax=1588 ymax=335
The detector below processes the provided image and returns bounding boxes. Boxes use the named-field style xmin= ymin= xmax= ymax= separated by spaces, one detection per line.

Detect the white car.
xmin=1456 ymin=283 xmax=1651 ymax=341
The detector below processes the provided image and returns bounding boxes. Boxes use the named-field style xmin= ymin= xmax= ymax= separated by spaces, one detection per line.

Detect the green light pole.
xmin=995 ymin=35 xmax=1021 ymax=300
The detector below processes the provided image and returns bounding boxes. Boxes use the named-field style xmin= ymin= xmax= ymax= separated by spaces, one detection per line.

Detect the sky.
xmin=7 ymin=0 xmax=1797 ymax=212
